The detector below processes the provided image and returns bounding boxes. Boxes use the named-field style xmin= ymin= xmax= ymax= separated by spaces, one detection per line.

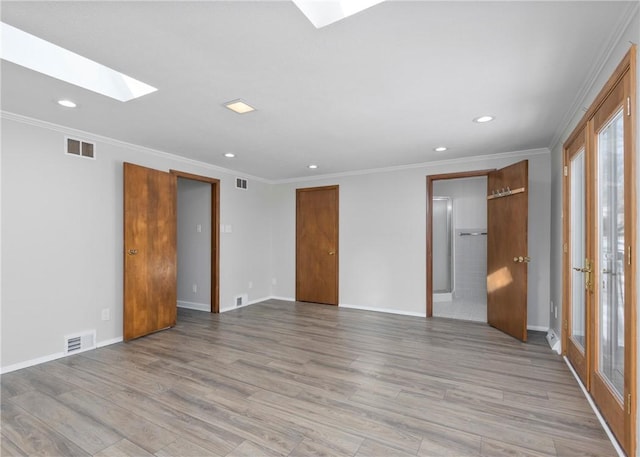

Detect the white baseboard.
xmin=1 ymin=336 xmax=123 ymax=374
xmin=220 ymin=295 xmax=271 ymax=313
xmin=564 ymin=357 xmax=624 ymax=457
xmin=340 ymin=303 xmax=427 ymax=318
xmin=526 ymin=325 xmax=549 ymax=332
xmin=269 ymin=296 xmax=295 ymax=302
xmin=97 ymin=337 xmax=123 ymax=348
xmin=177 ymin=300 xmax=210 ymax=312
xmin=1 ymin=351 xmax=66 ymax=374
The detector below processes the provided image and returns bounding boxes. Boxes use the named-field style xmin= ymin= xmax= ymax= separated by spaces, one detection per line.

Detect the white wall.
xmin=271 ymin=150 xmax=551 ymax=329
xmin=177 ymin=178 xmax=211 ymax=310
xmin=1 ymin=115 xmax=273 ymax=371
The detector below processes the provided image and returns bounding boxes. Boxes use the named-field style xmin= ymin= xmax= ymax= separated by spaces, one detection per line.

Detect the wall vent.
xmin=234 ymin=294 xmax=248 ymax=307
xmin=66 ymin=137 xmax=96 ymax=159
xmin=235 ymin=177 xmax=248 ymax=190
xmin=64 ymin=330 xmax=96 ymax=355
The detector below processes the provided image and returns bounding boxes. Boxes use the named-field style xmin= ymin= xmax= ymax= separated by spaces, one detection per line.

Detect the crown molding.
xmin=549 ymin=1 xmax=639 ymax=152
xmin=3 ymin=110 xmax=549 ymax=186
xmin=271 ymin=148 xmax=550 ymax=184
xmin=1 ymin=111 xmax=271 ymax=184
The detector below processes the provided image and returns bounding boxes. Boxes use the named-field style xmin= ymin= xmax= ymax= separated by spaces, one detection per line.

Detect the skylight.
xmin=0 ymin=22 xmax=157 ymax=102
xmin=292 ymin=0 xmax=386 ymax=28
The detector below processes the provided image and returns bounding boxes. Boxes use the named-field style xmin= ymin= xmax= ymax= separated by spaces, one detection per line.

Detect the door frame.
xmin=426 ymin=169 xmax=494 ymax=317
xmin=170 ymin=170 xmax=220 ymax=313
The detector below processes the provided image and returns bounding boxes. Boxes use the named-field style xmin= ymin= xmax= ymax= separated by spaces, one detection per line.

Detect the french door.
xmin=563 ymin=47 xmax=636 ymax=455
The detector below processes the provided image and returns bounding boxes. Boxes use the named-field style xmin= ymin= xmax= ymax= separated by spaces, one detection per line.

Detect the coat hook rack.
xmin=487 ymin=186 xmax=525 ymax=200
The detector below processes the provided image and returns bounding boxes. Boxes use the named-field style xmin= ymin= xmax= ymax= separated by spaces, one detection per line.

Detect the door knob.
xmin=328 ymin=251 xmax=335 ymax=255
xmin=127 ymin=249 xmax=138 ymax=255
xmin=513 ymin=256 xmax=531 ymax=263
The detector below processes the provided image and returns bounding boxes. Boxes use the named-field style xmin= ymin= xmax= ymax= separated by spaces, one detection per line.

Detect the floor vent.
xmin=235 ymin=177 xmax=248 ymax=190
xmin=66 ymin=137 xmax=96 ymax=159
xmin=64 ymin=330 xmax=96 ymax=355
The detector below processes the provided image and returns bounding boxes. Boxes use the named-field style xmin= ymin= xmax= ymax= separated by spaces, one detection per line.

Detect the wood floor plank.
xmin=0 ymin=433 xmax=28 ymax=457
xmin=8 ymin=391 xmax=121 ymax=455
xmin=56 ymin=389 xmax=178 ymax=453
xmin=0 ymin=302 xmax=617 ymax=457
xmin=93 ymin=438 xmax=155 ymax=457
xmin=154 ymin=438 xmax=222 ymax=457
xmin=1 ymin=402 xmax=90 ymax=457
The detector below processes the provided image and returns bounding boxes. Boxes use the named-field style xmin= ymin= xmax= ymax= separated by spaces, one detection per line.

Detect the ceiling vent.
xmin=64 ymin=330 xmax=96 ymax=355
xmin=235 ymin=178 xmax=248 ymax=190
xmin=66 ymin=137 xmax=95 ymax=159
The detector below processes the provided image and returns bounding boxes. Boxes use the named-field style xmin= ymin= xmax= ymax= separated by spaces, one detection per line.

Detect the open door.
xmin=124 ymin=163 xmax=177 ymax=341
xmin=487 ymin=160 xmax=528 ymax=341
xmin=296 ymin=185 xmax=339 ymax=305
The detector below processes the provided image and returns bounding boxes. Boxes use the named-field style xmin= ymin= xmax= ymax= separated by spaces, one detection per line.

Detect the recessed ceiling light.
xmin=308 ymin=164 xmax=318 ymax=169
xmin=1 ymin=22 xmax=157 ymax=102
xmin=434 ymin=146 xmax=447 ymax=152
xmin=57 ymin=99 xmax=77 ymax=108
xmin=223 ymin=152 xmax=236 ymax=158
xmin=473 ymin=115 xmax=495 ymax=123
xmin=224 ymin=99 xmax=255 ymax=114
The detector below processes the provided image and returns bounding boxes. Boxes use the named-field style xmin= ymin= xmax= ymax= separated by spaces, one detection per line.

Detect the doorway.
xmin=427 ymin=161 xmax=530 ymax=342
xmin=123 ymin=165 xmax=220 ymax=342
xmin=432 ymin=177 xmax=488 ymax=322
xmin=177 ymin=178 xmax=212 ymax=313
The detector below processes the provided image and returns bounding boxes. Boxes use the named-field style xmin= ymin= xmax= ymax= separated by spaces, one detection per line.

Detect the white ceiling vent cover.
xmin=65 ymin=136 xmax=95 ymax=159
xmin=235 ymin=177 xmax=248 ymax=190
xmin=64 ymin=330 xmax=96 ymax=355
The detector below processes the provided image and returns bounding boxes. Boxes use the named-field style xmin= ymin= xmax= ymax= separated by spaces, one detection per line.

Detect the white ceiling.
xmin=1 ymin=1 xmax=635 ymax=181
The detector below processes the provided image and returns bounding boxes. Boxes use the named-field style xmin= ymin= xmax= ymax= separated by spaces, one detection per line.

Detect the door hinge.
xmin=563 ymin=165 xmax=568 ymax=176
xmin=563 ymin=243 xmax=568 ymax=253
xmin=628 ymin=394 xmax=632 ymax=414
xmin=564 ymin=320 xmax=568 ymax=330
xmin=629 ymin=246 xmax=632 ymax=266
xmin=627 ymin=96 xmax=631 ymax=116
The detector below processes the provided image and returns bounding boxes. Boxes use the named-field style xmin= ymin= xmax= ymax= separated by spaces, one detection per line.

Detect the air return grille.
xmin=64 ymin=330 xmax=96 ymax=355
xmin=235 ymin=178 xmax=248 ymax=190
xmin=66 ymin=137 xmax=95 ymax=159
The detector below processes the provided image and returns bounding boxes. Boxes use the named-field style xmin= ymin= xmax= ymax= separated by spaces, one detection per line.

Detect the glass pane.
xmin=597 ymin=109 xmax=625 ymax=399
xmin=432 ymin=197 xmax=452 ymax=293
xmin=570 ymin=149 xmax=586 ymax=351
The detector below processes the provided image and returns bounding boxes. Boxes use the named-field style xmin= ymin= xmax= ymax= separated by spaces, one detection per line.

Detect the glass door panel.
xmin=570 ymin=149 xmax=587 ymax=352
xmin=597 ymin=108 xmax=625 ymax=399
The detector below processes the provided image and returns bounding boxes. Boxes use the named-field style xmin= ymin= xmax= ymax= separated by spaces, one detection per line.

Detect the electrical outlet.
xmin=249 ymin=281 xmax=253 ymax=289
xmin=272 ymin=278 xmax=277 ymax=285
xmin=192 ymin=283 xmax=197 ymax=294
xmin=550 ymin=300 xmax=554 ymax=312
xmin=196 ymin=224 xmax=202 ymax=233
xmin=554 ymin=306 xmax=558 ymax=319
xmin=101 ymin=308 xmax=110 ymax=321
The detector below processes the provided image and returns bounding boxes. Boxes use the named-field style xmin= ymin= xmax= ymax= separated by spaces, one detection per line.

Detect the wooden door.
xmin=124 ymin=163 xmax=177 ymax=340
xmin=296 ymin=186 xmax=339 ymax=305
xmin=486 ymin=160 xmax=528 ymax=341
xmin=563 ymin=128 xmax=590 ymax=387
xmin=588 ymin=61 xmax=634 ymax=453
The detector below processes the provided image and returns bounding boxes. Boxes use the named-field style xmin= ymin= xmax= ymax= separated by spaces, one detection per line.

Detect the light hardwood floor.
xmin=1 ymin=300 xmax=616 ymax=456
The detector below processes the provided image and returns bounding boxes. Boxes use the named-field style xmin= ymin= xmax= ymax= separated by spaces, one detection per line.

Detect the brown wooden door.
xmin=296 ymin=186 xmax=339 ymax=305
xmin=487 ymin=160 xmax=528 ymax=341
xmin=124 ymin=163 xmax=177 ymax=340
xmin=563 ymin=128 xmax=590 ymax=387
